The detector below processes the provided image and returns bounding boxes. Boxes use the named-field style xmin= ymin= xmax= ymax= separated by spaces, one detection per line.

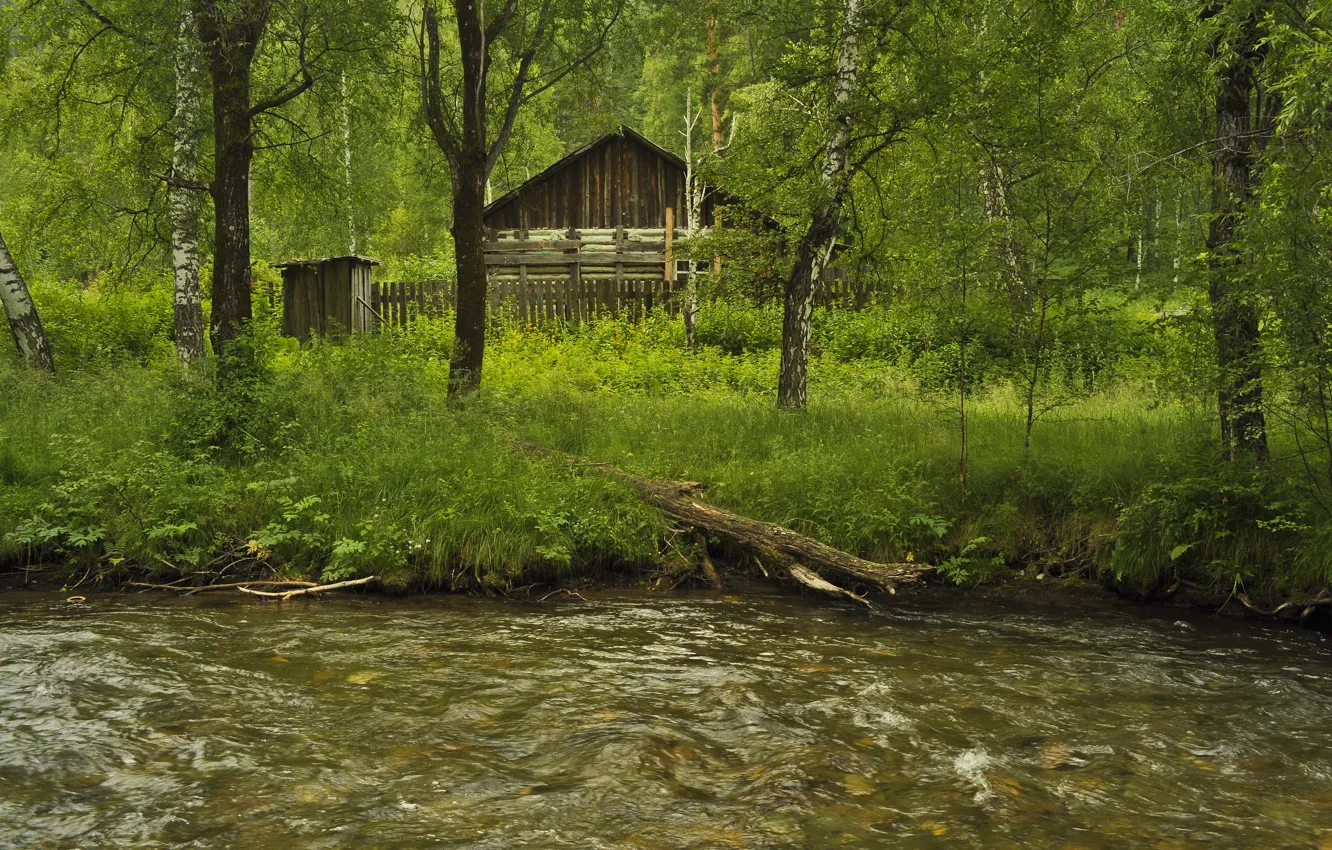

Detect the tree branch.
xmin=514 ymin=1 xmax=622 ymax=109
xmin=421 ymin=1 xmax=462 ymax=162
xmin=485 ymin=0 xmax=553 ymax=176
xmin=73 ymin=0 xmax=153 ymax=46
xmin=485 ymin=0 xmax=521 ymax=41
xmin=247 ymin=9 xmax=316 ymax=119
xmin=152 ymin=171 xmax=211 ymax=191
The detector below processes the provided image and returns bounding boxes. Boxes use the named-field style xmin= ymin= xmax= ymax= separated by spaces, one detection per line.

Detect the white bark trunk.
xmin=340 ymin=71 xmax=356 ymax=255
xmin=0 ymin=227 xmax=55 ymax=372
xmin=777 ymin=0 xmax=860 ymax=409
xmin=682 ymin=86 xmax=703 ymax=349
xmin=170 ymin=4 xmax=205 ymax=363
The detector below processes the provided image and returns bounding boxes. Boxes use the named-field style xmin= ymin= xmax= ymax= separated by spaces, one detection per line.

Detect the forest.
xmin=3 ymin=0 xmax=1332 ymax=616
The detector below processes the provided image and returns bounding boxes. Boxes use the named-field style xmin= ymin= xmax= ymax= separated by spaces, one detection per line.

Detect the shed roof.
xmin=272 ymin=255 xmax=382 ymax=269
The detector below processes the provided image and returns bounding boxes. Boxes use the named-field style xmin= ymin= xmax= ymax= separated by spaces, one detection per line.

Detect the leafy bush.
xmin=30 ymin=276 xmax=175 ymax=368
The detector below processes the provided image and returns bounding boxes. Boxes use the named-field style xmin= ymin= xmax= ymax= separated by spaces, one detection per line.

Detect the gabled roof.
xmin=482 ymin=125 xmax=686 ymax=218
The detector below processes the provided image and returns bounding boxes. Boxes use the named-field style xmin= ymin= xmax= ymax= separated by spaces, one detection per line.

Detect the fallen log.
xmin=516 ymin=441 xmax=926 ymax=605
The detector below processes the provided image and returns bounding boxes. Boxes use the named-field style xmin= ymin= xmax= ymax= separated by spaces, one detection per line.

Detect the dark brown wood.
xmin=1207 ymin=2 xmax=1269 ymax=461
xmin=200 ymin=0 xmax=263 ymax=356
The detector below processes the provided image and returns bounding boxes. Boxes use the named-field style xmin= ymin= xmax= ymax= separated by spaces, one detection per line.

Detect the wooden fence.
xmin=370 ymin=277 xmax=681 ymax=329
xmin=370 ymin=270 xmax=856 ymax=330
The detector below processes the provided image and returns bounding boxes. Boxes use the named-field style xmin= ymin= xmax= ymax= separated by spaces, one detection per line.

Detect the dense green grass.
xmin=1 ymin=298 xmax=1326 ymax=600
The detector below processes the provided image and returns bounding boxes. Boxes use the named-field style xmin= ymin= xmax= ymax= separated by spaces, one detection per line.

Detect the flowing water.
xmin=3 ymin=588 xmax=1332 ymax=849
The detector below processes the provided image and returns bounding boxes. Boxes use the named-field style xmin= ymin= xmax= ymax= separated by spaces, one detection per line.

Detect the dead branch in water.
xmin=515 ymin=441 xmax=927 ymax=607
xmin=1237 ymin=593 xmax=1332 ymax=618
xmin=129 ymin=580 xmax=318 ymax=595
xmin=237 ymin=575 xmax=378 ymax=601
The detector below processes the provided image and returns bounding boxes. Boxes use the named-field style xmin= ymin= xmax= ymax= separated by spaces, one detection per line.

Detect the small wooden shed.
xmin=275 ymin=255 xmax=381 ymax=340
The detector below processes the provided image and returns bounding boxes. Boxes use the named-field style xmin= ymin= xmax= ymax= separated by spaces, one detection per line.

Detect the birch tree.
xmin=0 ymin=227 xmax=55 ymax=372
xmin=170 ymin=4 xmax=205 ymax=363
xmin=681 ymin=86 xmax=704 ymax=349
xmin=776 ymin=0 xmax=861 ymax=410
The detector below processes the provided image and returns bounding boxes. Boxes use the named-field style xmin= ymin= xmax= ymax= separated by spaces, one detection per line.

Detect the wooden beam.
xmin=663 ymin=207 xmax=674 ymax=281
xmin=485 ymin=251 xmax=669 ymax=265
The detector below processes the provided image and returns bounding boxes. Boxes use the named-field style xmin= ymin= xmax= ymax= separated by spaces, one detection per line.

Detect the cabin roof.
xmin=272 ymin=255 xmax=382 ymax=268
xmin=482 ymin=126 xmax=685 ymax=221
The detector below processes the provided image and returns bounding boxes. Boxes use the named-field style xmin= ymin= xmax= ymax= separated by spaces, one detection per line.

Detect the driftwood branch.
xmin=129 ymin=580 xmax=317 ymax=593
xmin=695 ymin=533 xmax=722 ymax=589
xmin=238 ymin=575 xmax=378 ymax=601
xmin=516 ymin=441 xmax=926 ymax=605
xmin=787 ymin=563 xmax=871 ymax=608
xmin=1238 ymin=593 xmax=1332 ymax=618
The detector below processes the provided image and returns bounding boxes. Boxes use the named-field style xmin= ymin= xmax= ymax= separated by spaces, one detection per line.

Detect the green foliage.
xmin=937 ymin=537 xmax=1005 ymax=586
xmin=28 ymin=277 xmax=175 ymax=368
xmin=4 ymin=299 xmax=1332 ymax=601
xmin=1111 ymin=454 xmax=1308 ymax=589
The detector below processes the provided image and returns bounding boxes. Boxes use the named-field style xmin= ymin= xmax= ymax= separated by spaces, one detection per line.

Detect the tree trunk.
xmin=0 ymin=227 xmax=55 ymax=372
xmin=340 ymin=70 xmax=356 ymax=255
xmin=1207 ymin=6 xmax=1268 ymax=461
xmin=200 ymin=0 xmax=264 ymax=357
xmin=449 ymin=162 xmax=488 ymax=396
xmin=171 ymin=4 xmax=205 ymax=363
xmin=442 ymin=0 xmax=489 ymax=399
xmin=682 ymin=87 xmax=701 ymax=349
xmin=707 ymin=10 xmax=723 ymax=152
xmin=420 ymin=0 xmax=609 ymax=396
xmin=777 ymin=0 xmax=860 ymax=410
xmin=778 ymin=208 xmax=840 ymax=409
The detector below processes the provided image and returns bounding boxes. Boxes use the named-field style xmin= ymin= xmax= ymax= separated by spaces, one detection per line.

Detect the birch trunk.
xmin=170 ymin=4 xmax=205 ymax=363
xmin=682 ymin=87 xmax=702 ymax=349
xmin=340 ymin=71 xmax=356 ymax=255
xmin=777 ymin=0 xmax=860 ymax=410
xmin=0 ymin=228 xmax=55 ymax=372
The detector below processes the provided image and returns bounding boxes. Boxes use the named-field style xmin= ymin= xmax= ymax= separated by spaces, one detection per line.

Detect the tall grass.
xmin=1 ymin=288 xmax=1326 ymax=598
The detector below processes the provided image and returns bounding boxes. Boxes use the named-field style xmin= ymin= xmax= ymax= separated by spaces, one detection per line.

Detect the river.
xmin=2 ymin=588 xmax=1331 ymax=848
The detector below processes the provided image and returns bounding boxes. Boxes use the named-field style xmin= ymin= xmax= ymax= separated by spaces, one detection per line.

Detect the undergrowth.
xmin=2 ymin=286 xmax=1329 ymax=603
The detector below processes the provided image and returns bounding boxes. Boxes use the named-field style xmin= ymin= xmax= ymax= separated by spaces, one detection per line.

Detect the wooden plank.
xmin=629 ymin=145 xmax=640 ymax=227
xmin=485 ymin=251 xmax=669 ymax=265
xmin=483 ymin=240 xmax=583 ymax=252
xmin=663 ymin=207 xmax=674 ymax=281
xmin=485 ymin=238 xmax=668 ymax=250
xmin=519 ymin=263 xmax=529 ymax=324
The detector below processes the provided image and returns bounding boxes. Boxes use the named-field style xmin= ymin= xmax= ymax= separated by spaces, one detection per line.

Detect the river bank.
xmin=5 ymin=312 xmax=1328 ymax=615
xmin=5 ymin=554 xmax=1326 ymax=634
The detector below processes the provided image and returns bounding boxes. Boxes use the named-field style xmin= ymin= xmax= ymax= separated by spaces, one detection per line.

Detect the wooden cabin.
xmin=480 ymin=127 xmax=718 ymax=321
xmin=275 ymin=255 xmax=381 ymax=340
